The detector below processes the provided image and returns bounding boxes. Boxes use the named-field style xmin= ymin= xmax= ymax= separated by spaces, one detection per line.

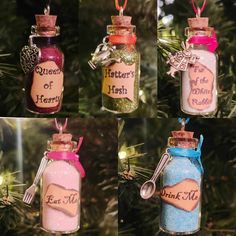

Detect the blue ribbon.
xmin=168 ymin=135 xmax=204 ymax=174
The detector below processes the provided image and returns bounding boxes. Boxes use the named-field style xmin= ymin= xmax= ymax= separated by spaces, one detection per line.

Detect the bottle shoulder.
xmin=43 ymin=160 xmax=79 ymax=176
xmin=190 ymin=48 xmax=217 ymax=58
xmin=163 ymin=157 xmax=201 ymax=178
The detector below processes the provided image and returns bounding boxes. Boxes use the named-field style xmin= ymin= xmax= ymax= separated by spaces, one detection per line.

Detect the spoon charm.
xmin=140 ymin=152 xmax=171 ymax=199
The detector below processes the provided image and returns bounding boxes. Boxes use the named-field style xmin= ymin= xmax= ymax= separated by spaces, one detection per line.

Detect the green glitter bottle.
xmin=101 ymin=15 xmax=140 ymax=113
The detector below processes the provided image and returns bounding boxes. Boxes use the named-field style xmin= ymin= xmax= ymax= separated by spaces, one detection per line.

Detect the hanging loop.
xmin=178 ymin=118 xmax=190 ymax=131
xmin=191 ymin=0 xmax=207 ymax=17
xmin=44 ymin=5 xmax=50 ymax=15
xmin=55 ymin=118 xmax=68 ymax=134
xmin=115 ymin=0 xmax=128 ymax=12
xmin=44 ymin=0 xmax=51 ymax=15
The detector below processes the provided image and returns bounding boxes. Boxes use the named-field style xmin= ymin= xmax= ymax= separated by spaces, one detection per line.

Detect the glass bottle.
xmin=160 ymin=128 xmax=203 ymax=234
xmin=21 ymin=12 xmax=64 ymax=114
xmin=102 ymin=15 xmax=140 ymax=113
xmin=41 ymin=132 xmax=85 ymax=234
xmin=181 ymin=17 xmax=218 ymax=115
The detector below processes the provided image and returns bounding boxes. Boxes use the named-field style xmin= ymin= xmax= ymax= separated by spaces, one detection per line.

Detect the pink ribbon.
xmin=47 ymin=137 xmax=86 ymax=178
xmin=188 ymin=32 xmax=218 ymax=53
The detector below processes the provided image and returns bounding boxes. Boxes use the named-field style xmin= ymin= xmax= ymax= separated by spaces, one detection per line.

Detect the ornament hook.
xmin=55 ymin=118 xmax=68 ymax=134
xmin=178 ymin=118 xmax=190 ymax=131
xmin=191 ymin=0 xmax=207 ymax=17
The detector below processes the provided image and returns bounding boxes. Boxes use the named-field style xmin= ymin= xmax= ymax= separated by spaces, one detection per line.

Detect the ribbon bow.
xmin=168 ymin=135 xmax=204 ymax=173
xmin=47 ymin=137 xmax=86 ymax=178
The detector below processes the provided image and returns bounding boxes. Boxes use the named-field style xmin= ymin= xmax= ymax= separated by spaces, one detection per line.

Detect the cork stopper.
xmin=168 ymin=130 xmax=198 ymax=148
xmin=172 ymin=131 xmax=194 ymax=139
xmin=52 ymin=133 xmax=72 ymax=142
xmin=108 ymin=15 xmax=135 ymax=36
xmin=111 ymin=15 xmax=132 ymax=26
xmin=48 ymin=133 xmax=76 ymax=151
xmin=188 ymin=17 xmax=209 ymax=29
xmin=35 ymin=14 xmax=57 ymax=36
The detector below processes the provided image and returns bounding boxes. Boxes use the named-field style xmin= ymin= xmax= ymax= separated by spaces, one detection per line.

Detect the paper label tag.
xmin=160 ymin=179 xmax=200 ymax=212
xmin=102 ymin=62 xmax=135 ymax=101
xmin=44 ymin=184 xmax=79 ymax=217
xmin=188 ymin=62 xmax=214 ymax=110
xmin=31 ymin=61 xmax=63 ymax=108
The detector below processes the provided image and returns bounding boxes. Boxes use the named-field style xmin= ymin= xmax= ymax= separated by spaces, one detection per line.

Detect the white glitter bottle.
xmin=181 ymin=17 xmax=218 ymax=115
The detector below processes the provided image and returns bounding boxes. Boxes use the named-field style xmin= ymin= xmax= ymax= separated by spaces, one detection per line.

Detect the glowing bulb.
xmin=119 ymin=151 xmax=127 ymax=160
xmin=139 ymin=90 xmax=144 ymax=96
xmin=162 ymin=14 xmax=174 ymax=26
xmin=165 ymin=0 xmax=175 ymax=5
xmin=0 ymin=176 xmax=3 ymax=185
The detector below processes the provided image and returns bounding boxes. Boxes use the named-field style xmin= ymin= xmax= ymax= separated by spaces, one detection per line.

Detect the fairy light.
xmin=119 ymin=151 xmax=127 ymax=160
xmin=162 ymin=14 xmax=174 ymax=26
xmin=0 ymin=175 xmax=3 ymax=185
xmin=139 ymin=90 xmax=144 ymax=96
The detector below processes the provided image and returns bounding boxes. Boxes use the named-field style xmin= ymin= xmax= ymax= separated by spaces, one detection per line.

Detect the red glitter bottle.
xmin=21 ymin=8 xmax=64 ymax=114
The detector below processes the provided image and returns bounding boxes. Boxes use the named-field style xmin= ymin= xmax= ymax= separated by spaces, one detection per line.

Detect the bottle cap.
xmin=48 ymin=133 xmax=76 ymax=151
xmin=108 ymin=15 xmax=135 ymax=36
xmin=52 ymin=133 xmax=72 ymax=142
xmin=34 ymin=14 xmax=58 ymax=36
xmin=188 ymin=17 xmax=209 ymax=29
xmin=168 ymin=119 xmax=198 ymax=148
xmin=168 ymin=131 xmax=198 ymax=149
xmin=111 ymin=15 xmax=132 ymax=26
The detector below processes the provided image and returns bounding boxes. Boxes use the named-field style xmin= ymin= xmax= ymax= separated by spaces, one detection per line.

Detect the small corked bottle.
xmin=166 ymin=0 xmax=218 ymax=116
xmin=88 ymin=0 xmax=140 ymax=114
xmin=102 ymin=15 xmax=140 ymax=113
xmin=181 ymin=17 xmax=218 ymax=115
xmin=41 ymin=125 xmax=85 ymax=233
xmin=20 ymin=6 xmax=64 ymax=114
xmin=160 ymin=120 xmax=204 ymax=234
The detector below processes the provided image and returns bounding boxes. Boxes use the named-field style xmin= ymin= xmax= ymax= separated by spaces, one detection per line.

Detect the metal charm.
xmin=167 ymin=42 xmax=199 ymax=77
xmin=88 ymin=37 xmax=121 ymax=70
xmin=20 ymin=45 xmax=40 ymax=74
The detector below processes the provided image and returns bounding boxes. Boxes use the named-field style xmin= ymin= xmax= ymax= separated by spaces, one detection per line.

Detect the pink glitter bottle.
xmin=41 ymin=120 xmax=85 ymax=233
xmin=20 ymin=6 xmax=64 ymax=114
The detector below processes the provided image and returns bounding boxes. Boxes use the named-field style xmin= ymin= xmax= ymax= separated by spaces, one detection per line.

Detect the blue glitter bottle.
xmin=160 ymin=118 xmax=204 ymax=235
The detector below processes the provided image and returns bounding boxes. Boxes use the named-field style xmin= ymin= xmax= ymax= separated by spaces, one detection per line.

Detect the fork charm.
xmin=23 ymin=154 xmax=48 ymax=204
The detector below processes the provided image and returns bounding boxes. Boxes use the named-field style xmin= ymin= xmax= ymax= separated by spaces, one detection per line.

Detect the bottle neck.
xmin=107 ymin=25 xmax=137 ymax=46
xmin=191 ymin=44 xmax=208 ymax=50
xmin=168 ymin=137 xmax=198 ymax=149
xmin=31 ymin=36 xmax=59 ymax=47
xmin=47 ymin=140 xmax=77 ymax=152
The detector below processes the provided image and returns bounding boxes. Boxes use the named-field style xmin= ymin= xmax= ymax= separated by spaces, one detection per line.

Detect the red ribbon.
xmin=115 ymin=0 xmax=128 ymax=11
xmin=191 ymin=0 xmax=207 ymax=15
xmin=109 ymin=35 xmax=137 ymax=45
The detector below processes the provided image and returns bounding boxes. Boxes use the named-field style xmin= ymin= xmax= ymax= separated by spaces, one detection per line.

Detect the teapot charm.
xmin=88 ymin=36 xmax=121 ymax=70
xmin=167 ymin=41 xmax=199 ymax=77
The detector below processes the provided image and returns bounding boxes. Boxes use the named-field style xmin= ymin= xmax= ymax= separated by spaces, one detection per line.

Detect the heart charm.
xmin=20 ymin=45 xmax=40 ymax=74
xmin=160 ymin=179 xmax=200 ymax=212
